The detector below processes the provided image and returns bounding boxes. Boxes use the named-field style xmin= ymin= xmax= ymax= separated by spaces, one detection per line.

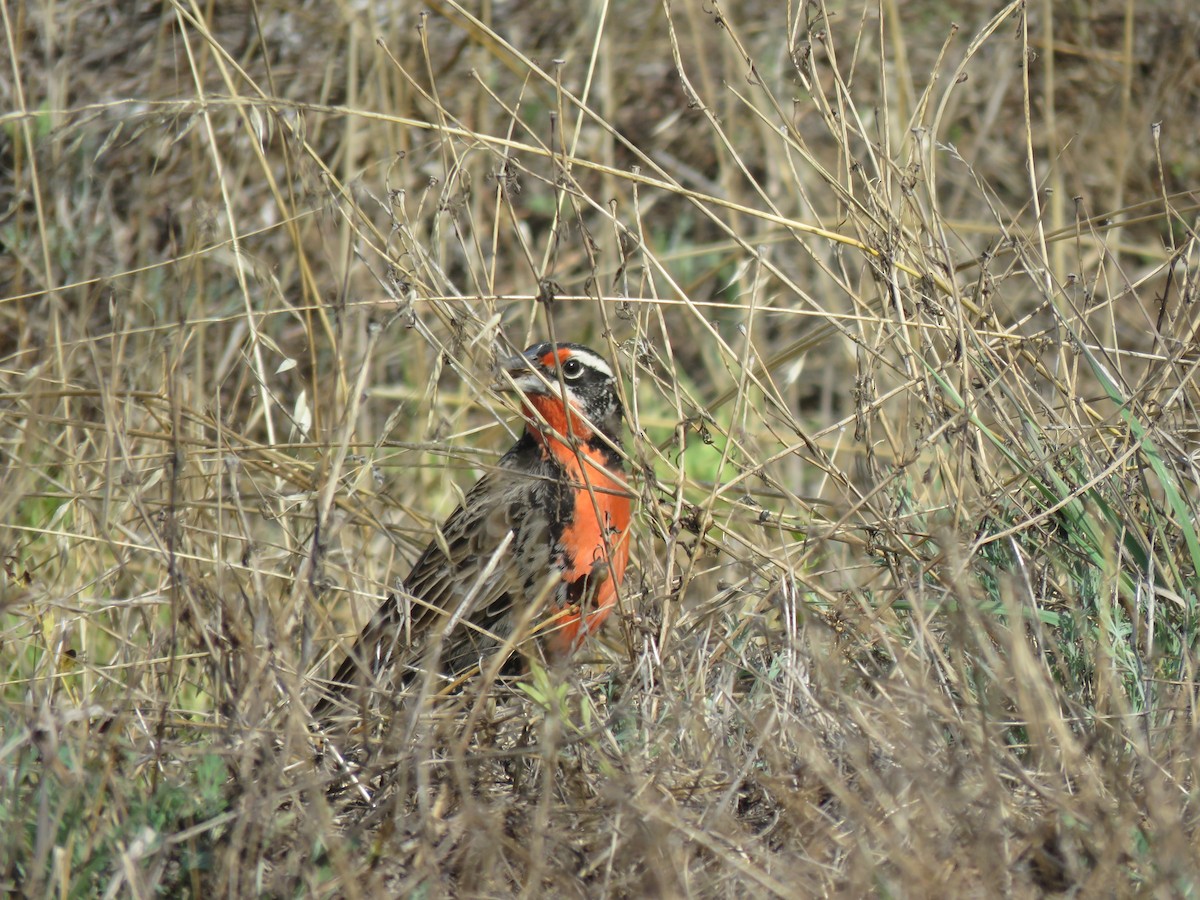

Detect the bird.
xmin=310 ymin=341 xmax=631 ymax=723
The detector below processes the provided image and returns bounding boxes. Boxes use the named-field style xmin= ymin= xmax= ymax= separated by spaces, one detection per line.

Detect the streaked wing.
xmin=310 ymin=462 xmax=544 ymax=719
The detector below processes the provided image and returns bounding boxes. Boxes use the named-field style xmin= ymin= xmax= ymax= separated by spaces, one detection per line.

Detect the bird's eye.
xmin=560 ymin=358 xmax=584 ymax=379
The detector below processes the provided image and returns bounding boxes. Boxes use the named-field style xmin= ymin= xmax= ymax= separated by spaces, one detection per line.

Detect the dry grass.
xmin=4 ymin=0 xmax=1200 ymax=895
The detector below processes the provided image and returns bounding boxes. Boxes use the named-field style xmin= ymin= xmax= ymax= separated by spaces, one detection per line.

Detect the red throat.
xmin=522 ymin=392 xmax=592 ymax=449
xmin=511 ymin=346 xmax=629 ymax=656
xmin=520 ymin=387 xmax=628 ymax=657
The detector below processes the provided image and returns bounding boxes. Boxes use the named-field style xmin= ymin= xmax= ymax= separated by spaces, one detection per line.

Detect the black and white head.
xmin=501 ymin=342 xmax=624 ymax=448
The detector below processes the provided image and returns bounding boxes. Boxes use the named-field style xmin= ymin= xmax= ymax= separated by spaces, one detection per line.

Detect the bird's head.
xmin=498 ymin=342 xmax=624 ymax=449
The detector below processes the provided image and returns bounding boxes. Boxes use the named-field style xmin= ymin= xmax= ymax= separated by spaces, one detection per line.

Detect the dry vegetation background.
xmin=4 ymin=0 xmax=1200 ymax=895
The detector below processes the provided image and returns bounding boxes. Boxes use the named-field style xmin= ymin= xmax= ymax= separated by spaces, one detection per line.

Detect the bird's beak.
xmin=493 ymin=352 xmax=539 ymax=394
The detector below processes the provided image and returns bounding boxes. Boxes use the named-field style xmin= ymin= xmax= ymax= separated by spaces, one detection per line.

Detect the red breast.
xmin=505 ymin=344 xmax=631 ymax=655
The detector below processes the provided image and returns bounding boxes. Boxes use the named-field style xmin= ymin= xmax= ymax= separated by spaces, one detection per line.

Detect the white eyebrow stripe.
xmin=556 ymin=348 xmax=613 ymax=380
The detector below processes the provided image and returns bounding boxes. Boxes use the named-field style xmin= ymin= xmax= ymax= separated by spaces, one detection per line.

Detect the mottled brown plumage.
xmin=310 ymin=342 xmax=630 ymax=722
